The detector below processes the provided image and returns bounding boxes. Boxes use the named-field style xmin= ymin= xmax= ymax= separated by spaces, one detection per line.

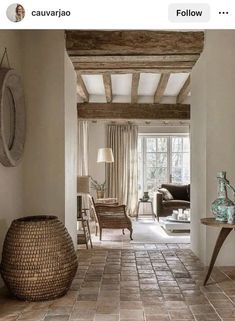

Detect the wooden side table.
xmin=77 ymin=210 xmax=93 ymax=249
xmin=136 ymin=200 xmax=156 ymax=220
xmin=201 ymin=217 xmax=235 ymax=285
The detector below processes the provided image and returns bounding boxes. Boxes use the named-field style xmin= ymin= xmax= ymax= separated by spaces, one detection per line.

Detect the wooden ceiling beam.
xmin=77 ymin=103 xmax=190 ymax=120
xmin=76 ymin=68 xmax=190 ymax=75
xmin=131 ymin=73 xmax=140 ymax=103
xmin=70 ymin=55 xmax=200 ymax=64
xmin=66 ymin=30 xmax=204 ymax=56
xmin=154 ymin=73 xmax=170 ymax=103
xmin=177 ymin=76 xmax=191 ymax=104
xmin=102 ymin=73 xmax=112 ymax=103
xmin=72 ymin=60 xmax=195 ymax=71
xmin=76 ymin=74 xmax=89 ymax=102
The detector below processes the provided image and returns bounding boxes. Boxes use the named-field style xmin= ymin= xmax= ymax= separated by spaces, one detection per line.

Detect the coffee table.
xmin=159 ymin=216 xmax=191 ymax=232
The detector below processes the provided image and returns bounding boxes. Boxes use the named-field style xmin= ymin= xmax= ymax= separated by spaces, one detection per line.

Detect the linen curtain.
xmin=107 ymin=124 xmax=138 ymax=216
xmin=77 ymin=121 xmax=89 ymax=208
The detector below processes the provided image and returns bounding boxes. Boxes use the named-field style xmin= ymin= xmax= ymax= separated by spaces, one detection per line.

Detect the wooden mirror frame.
xmin=0 ymin=68 xmax=26 ymax=167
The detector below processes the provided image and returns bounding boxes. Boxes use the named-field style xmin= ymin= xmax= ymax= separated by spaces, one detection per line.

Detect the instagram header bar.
xmin=0 ymin=0 xmax=234 ymax=29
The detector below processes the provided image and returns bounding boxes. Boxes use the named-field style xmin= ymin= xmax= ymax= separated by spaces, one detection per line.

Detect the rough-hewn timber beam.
xmin=72 ymin=61 xmax=195 ymax=71
xmin=102 ymin=73 xmax=112 ymax=103
xmin=77 ymin=103 xmax=190 ymax=120
xmin=70 ymin=55 xmax=200 ymax=63
xmin=131 ymin=73 xmax=140 ymax=103
xmin=66 ymin=31 xmax=204 ymax=56
xmin=76 ymin=74 xmax=89 ymax=102
xmin=177 ymin=76 xmax=190 ymax=104
xmin=154 ymin=74 xmax=170 ymax=103
xmin=77 ymin=68 xmax=190 ymax=75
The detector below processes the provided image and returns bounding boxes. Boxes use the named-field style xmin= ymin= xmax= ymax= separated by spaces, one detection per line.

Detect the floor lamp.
xmin=97 ymin=148 xmax=114 ymax=198
xmin=77 ymin=176 xmax=90 ymax=218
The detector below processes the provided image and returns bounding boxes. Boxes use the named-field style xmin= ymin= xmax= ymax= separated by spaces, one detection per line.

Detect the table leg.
xmin=136 ymin=201 xmax=140 ymax=221
xmin=203 ymin=227 xmax=233 ymax=286
xmin=150 ymin=202 xmax=155 ymax=220
xmin=87 ymin=219 xmax=93 ymax=248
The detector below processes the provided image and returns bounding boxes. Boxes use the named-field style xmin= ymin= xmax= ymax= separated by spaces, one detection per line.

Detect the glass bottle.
xmin=211 ymin=171 xmax=234 ymax=221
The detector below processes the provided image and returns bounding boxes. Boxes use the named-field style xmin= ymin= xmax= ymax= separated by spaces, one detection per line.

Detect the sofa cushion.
xmin=163 ymin=200 xmax=190 ymax=209
xmin=158 ymin=188 xmax=174 ymax=201
xmin=161 ymin=183 xmax=190 ymax=201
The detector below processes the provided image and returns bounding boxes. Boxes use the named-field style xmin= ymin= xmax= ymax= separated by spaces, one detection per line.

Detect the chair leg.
xmin=122 ymin=229 xmax=125 ymax=235
xmin=100 ymin=228 xmax=102 ymax=241
xmin=95 ymin=225 xmax=98 ymax=236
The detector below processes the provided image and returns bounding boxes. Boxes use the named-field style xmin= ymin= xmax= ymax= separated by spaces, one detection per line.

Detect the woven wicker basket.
xmin=0 ymin=215 xmax=78 ymax=301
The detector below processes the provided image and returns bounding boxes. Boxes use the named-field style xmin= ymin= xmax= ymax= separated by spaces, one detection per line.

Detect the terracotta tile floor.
xmin=1 ymin=243 xmax=235 ymax=321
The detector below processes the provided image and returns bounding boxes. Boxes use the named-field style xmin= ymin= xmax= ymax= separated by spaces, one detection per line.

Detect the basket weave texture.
xmin=0 ymin=215 xmax=78 ymax=301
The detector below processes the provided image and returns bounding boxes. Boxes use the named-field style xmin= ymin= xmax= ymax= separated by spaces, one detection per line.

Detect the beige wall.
xmin=0 ymin=31 xmax=24 ymax=287
xmin=22 ymin=31 xmax=66 ymax=222
xmin=191 ymin=30 xmax=235 ymax=265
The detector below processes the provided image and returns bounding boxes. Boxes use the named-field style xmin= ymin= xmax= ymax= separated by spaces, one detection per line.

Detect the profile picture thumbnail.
xmin=6 ymin=3 xmax=25 ymax=22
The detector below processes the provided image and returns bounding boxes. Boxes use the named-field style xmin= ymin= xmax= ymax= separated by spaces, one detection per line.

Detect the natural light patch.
xmin=111 ymin=74 xmax=132 ymax=96
xmin=82 ymin=75 xmax=104 ymax=95
xmin=165 ymin=73 xmax=190 ymax=96
xmin=138 ymin=73 xmax=161 ymax=96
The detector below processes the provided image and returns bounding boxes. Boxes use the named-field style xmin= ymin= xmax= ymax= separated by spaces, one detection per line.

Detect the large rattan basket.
xmin=0 ymin=215 xmax=78 ymax=301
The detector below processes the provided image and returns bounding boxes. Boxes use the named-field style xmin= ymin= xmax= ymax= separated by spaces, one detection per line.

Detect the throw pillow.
xmin=158 ymin=188 xmax=174 ymax=201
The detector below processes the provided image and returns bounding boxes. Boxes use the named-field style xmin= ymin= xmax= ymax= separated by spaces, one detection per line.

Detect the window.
xmin=138 ymin=135 xmax=190 ymax=197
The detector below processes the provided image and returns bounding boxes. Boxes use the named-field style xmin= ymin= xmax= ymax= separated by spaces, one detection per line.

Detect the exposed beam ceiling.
xmin=76 ymin=73 xmax=89 ymax=102
xmin=77 ymin=103 xmax=190 ymax=120
xmin=131 ymin=73 xmax=140 ymax=103
xmin=102 ymin=73 xmax=112 ymax=103
xmin=66 ymin=31 xmax=204 ymax=74
xmin=177 ymin=75 xmax=191 ymax=104
xmin=154 ymin=73 xmax=170 ymax=103
xmin=67 ymin=31 xmax=203 ymax=107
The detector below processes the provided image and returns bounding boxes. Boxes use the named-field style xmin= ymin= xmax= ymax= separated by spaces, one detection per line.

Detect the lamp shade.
xmin=77 ymin=176 xmax=90 ymax=194
xmin=97 ymin=148 xmax=114 ymax=163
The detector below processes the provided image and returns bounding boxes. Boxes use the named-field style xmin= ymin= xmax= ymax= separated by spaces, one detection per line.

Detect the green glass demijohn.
xmin=211 ymin=171 xmax=234 ymax=222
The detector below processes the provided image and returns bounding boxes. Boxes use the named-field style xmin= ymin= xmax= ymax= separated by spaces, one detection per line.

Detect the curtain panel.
xmin=107 ymin=124 xmax=138 ymax=216
xmin=77 ymin=121 xmax=89 ymax=209
xmin=77 ymin=121 xmax=89 ymax=176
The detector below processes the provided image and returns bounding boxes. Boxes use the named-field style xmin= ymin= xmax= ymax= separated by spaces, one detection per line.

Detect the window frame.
xmin=138 ymin=133 xmax=190 ymax=196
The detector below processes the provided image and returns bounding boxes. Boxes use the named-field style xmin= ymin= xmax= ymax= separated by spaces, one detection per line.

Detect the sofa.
xmin=153 ymin=183 xmax=190 ymax=220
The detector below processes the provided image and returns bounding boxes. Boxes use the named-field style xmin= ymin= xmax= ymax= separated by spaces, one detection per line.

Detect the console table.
xmin=201 ymin=217 xmax=235 ymax=285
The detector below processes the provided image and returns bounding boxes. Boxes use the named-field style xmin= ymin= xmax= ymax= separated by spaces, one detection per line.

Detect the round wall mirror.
xmin=0 ymin=68 xmax=26 ymax=167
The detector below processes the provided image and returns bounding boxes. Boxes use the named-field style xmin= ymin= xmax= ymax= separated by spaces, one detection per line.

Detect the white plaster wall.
xmin=191 ymin=30 xmax=235 ymax=265
xmin=64 ymin=52 xmax=77 ymax=246
xmin=191 ymin=48 xmax=207 ymax=263
xmin=0 ymin=31 xmax=24 ymax=287
xmin=139 ymin=125 xmax=189 ymax=134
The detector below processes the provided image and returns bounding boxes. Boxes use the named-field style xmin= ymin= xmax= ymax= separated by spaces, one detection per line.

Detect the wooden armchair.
xmin=89 ymin=197 xmax=133 ymax=241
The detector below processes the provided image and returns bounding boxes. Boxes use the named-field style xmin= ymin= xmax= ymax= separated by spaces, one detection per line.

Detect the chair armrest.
xmin=95 ymin=202 xmax=119 ymax=206
xmin=153 ymin=191 xmax=163 ymax=216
